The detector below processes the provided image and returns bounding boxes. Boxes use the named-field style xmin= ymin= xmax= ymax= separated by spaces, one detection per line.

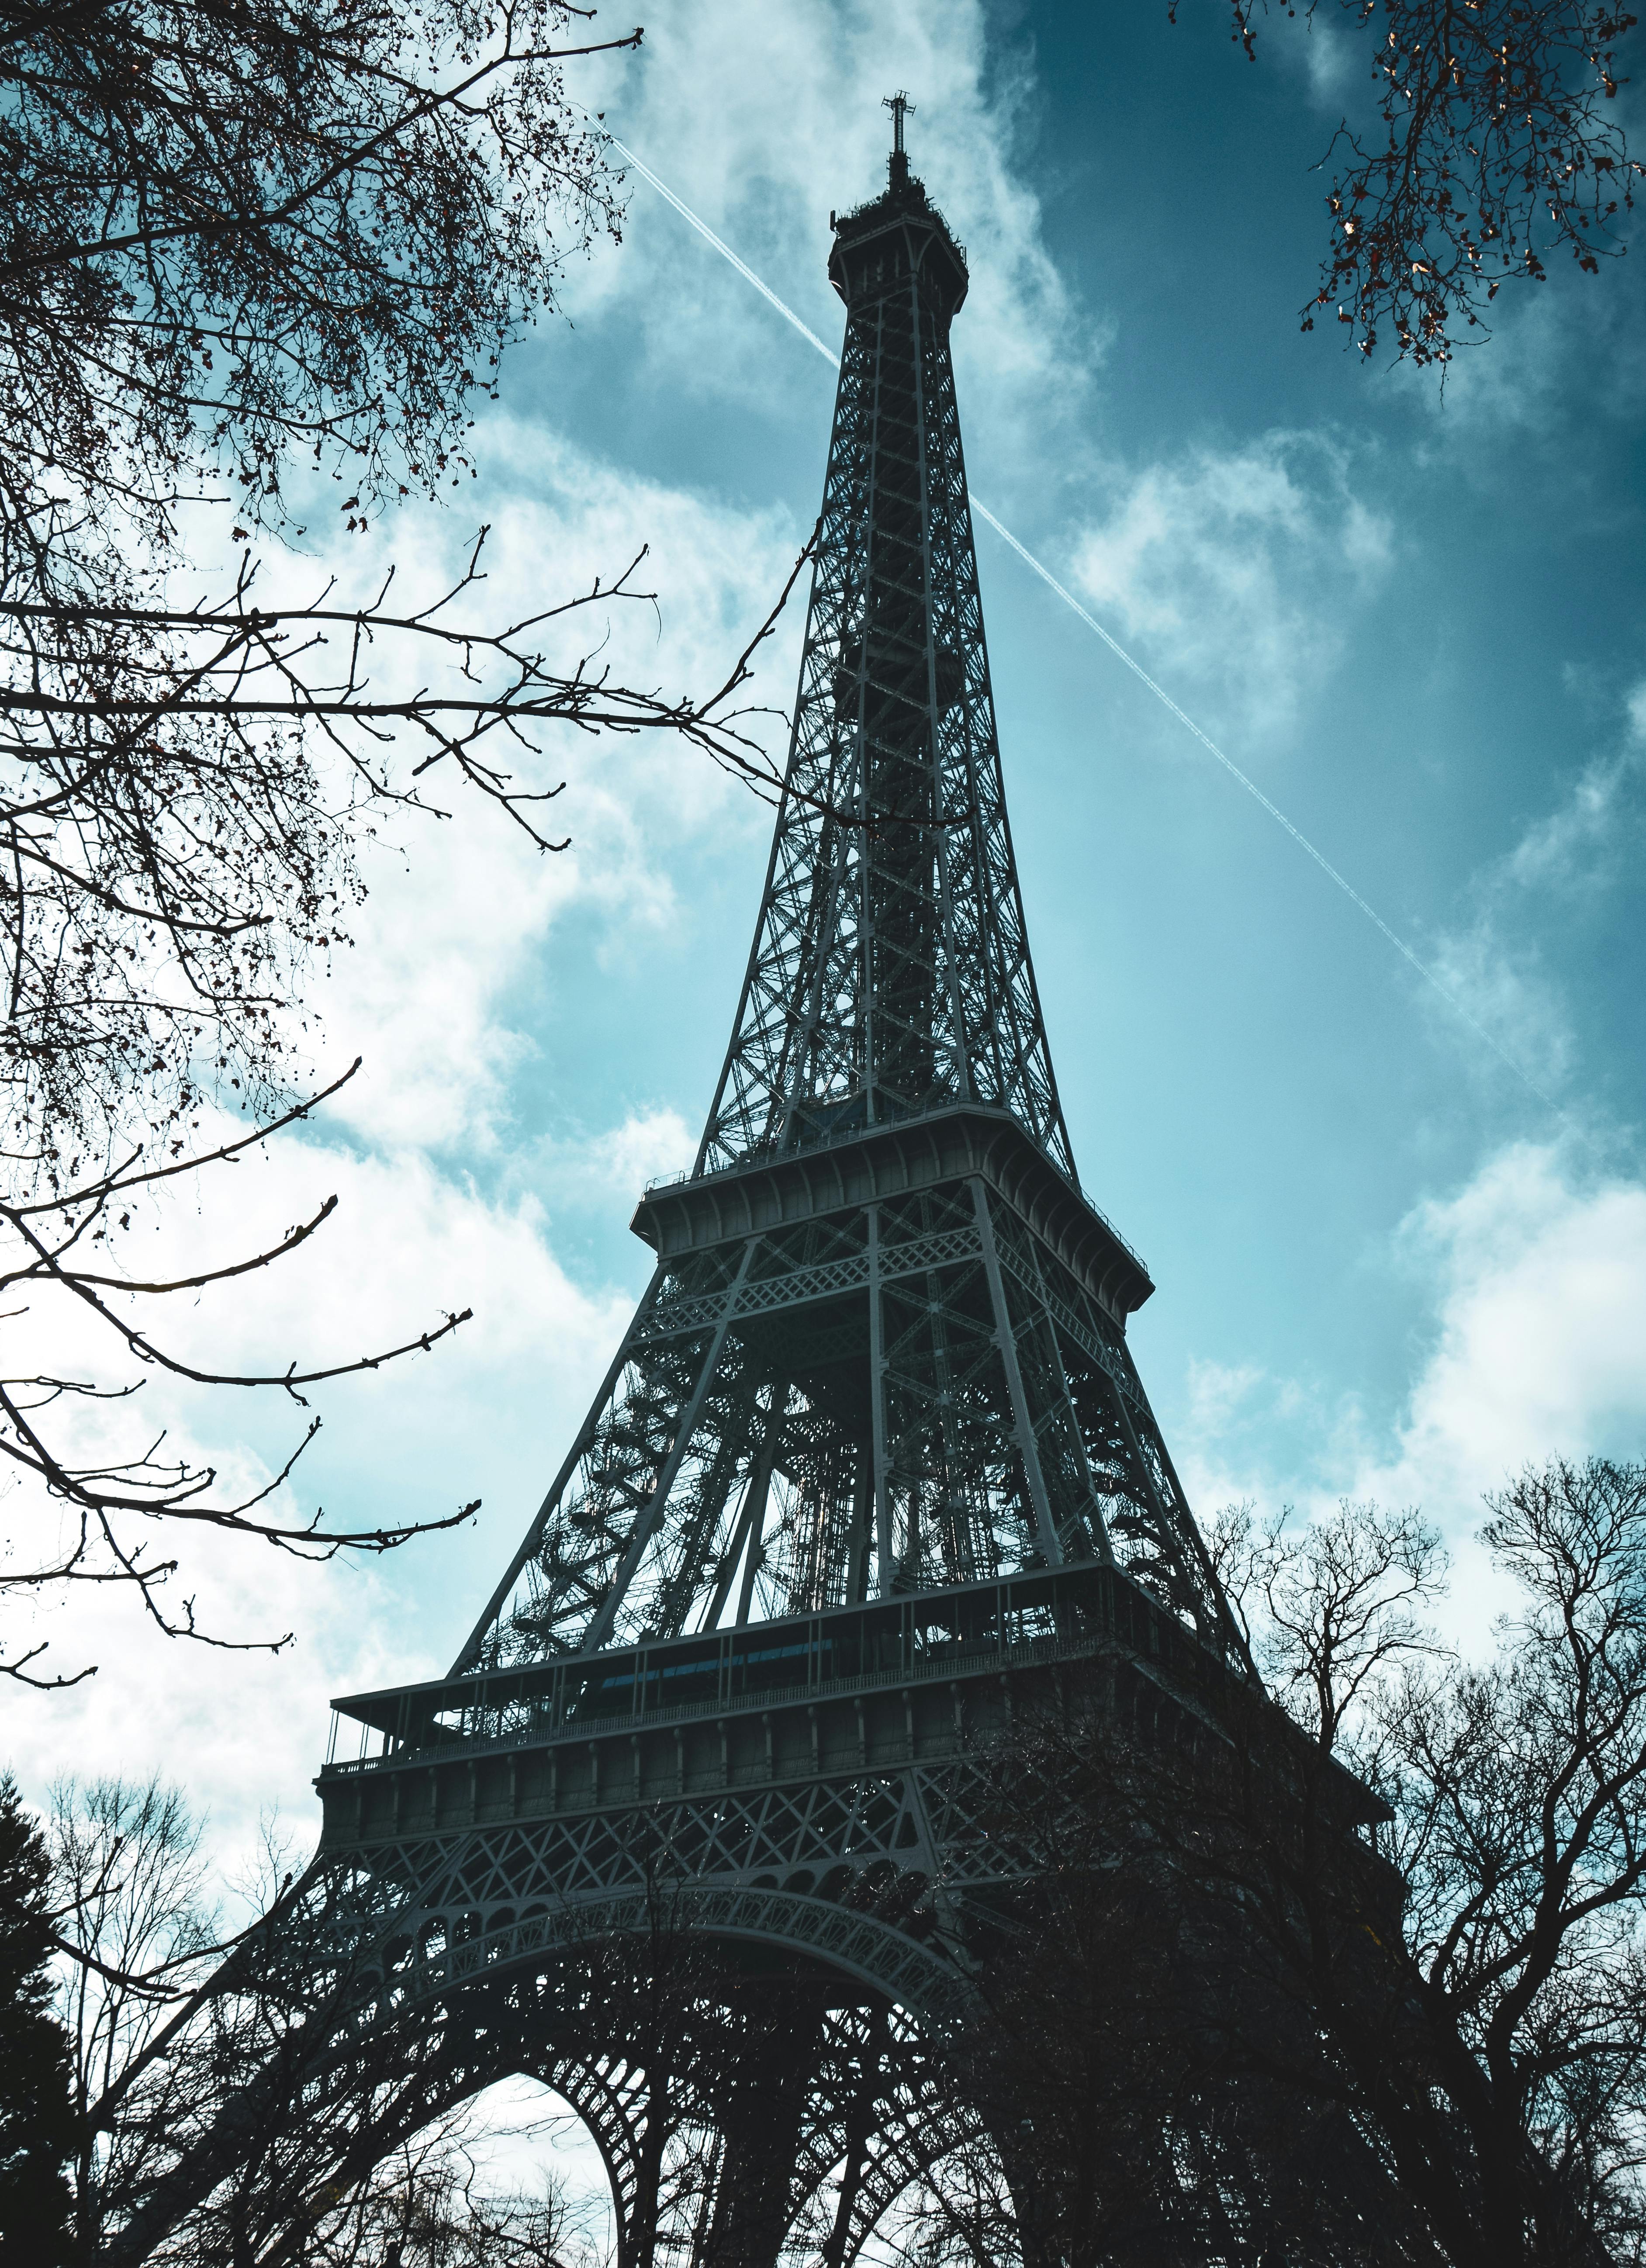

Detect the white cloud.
xmin=215 ymin=425 xmax=802 ymax=1159
xmin=1172 ymin=1351 xmax=1366 ymax=1536
xmin=1300 ymin=16 xmax=1360 ymax=104
xmin=1068 ymin=432 xmax=1393 ymax=741
xmin=1359 ymin=1141 xmax=1646 ymax=1651
xmin=1179 ymin=1141 xmax=1646 ymax=1526
xmin=1186 ymin=1358 xmax=1269 ymax=1442
xmin=531 ymin=1106 xmax=698 ymax=1207
xmin=1503 ymin=698 xmax=1646 ymax=895
xmin=7 ymin=1520 xmax=412 ymax=1888
xmin=1371 ymin=1143 xmax=1646 ymax=1515
xmin=1425 ymin=925 xmax=1577 ymax=1099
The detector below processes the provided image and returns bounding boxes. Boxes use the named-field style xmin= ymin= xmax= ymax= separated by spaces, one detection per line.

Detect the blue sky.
xmin=12 ymin=0 xmax=1646 ymax=1883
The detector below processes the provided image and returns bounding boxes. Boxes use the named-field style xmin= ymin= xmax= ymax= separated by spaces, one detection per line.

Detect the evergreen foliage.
xmin=0 ymin=1773 xmax=73 ymax=2263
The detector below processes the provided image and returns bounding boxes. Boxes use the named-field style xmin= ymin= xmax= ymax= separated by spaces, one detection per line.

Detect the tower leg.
xmin=819 ymin=2004 xmax=889 ymax=2268
xmin=695 ymin=1988 xmax=826 ymax=2268
xmin=628 ymin=2066 xmax=672 ymax=2268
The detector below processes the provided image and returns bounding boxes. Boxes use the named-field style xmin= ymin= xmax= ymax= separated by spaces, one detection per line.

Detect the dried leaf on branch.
xmin=1193 ymin=1 xmax=1641 ymax=363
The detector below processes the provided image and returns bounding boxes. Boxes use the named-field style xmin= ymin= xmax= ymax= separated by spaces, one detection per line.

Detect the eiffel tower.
xmin=112 ymin=104 xmax=1257 ymax=2268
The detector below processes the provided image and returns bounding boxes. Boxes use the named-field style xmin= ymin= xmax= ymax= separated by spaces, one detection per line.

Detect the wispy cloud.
xmin=1419 ymin=681 xmax=1646 ymax=1098
xmin=1174 ymin=1139 xmax=1646 ymax=1558
xmin=1503 ymin=700 xmax=1646 ymax=895
xmin=530 ymin=1107 xmax=698 ymax=1205
xmin=1067 ymin=432 xmax=1392 ymax=742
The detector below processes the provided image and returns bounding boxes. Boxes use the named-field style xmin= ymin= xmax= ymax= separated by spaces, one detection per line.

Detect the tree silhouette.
xmin=0 ymin=1774 xmax=74 ymax=2262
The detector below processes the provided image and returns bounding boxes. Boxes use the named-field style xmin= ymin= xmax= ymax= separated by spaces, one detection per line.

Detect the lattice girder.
xmin=451 ymin=146 xmax=1241 ymax=1673
xmin=466 ymin=1151 xmax=1227 ymax=1667
xmin=696 ymin=171 xmax=1072 ymax=1181
xmin=120 ymin=1525 xmax=1267 ymax=2262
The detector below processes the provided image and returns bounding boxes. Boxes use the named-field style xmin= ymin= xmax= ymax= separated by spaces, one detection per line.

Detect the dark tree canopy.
xmin=1 ymin=0 xmax=624 ymax=551
xmin=916 ymin=1461 xmax=1646 ymax=2268
xmin=0 ymin=0 xmax=636 ymax=1175
xmin=0 ymin=1774 xmax=75 ymax=2262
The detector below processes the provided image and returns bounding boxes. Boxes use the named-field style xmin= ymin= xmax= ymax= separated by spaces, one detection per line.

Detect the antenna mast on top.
xmin=884 ymin=90 xmax=914 ymax=190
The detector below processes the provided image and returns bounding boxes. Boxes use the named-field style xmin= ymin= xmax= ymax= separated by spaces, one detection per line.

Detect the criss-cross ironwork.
xmin=452 ymin=154 xmax=1237 ymax=1679
xmin=698 ymin=160 xmax=1068 ymax=1182
xmin=113 ymin=123 xmax=1277 ymax=2268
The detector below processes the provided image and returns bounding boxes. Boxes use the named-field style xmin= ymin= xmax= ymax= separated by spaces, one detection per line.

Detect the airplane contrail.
xmin=605 ymin=130 xmax=1561 ymax=1117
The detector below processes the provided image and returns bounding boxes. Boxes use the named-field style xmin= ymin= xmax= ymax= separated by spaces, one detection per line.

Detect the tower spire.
xmin=884 ymin=89 xmax=914 ymax=191
xmin=697 ymin=135 xmax=1072 ymax=1185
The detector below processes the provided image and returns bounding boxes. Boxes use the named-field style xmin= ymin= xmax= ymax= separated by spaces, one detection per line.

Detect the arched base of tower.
xmin=103 ymin=1898 xmax=983 ymax=2268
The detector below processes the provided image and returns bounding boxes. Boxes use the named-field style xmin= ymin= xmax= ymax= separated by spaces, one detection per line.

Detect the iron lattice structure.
xmin=455 ymin=139 xmax=1235 ymax=1677
xmin=111 ymin=124 xmax=1292 ymax=2268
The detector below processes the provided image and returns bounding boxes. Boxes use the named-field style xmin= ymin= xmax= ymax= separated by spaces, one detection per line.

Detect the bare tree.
xmin=3 ymin=0 xmax=625 ymax=1164
xmin=34 ymin=1784 xmax=736 ymax=2267
xmin=1 ymin=536 xmax=811 ymax=1691
xmin=41 ymin=1776 xmax=221 ymax=2263
xmin=927 ymin=1461 xmax=1646 ymax=2266
xmin=1 ymin=1064 xmax=485 ymax=1690
xmin=0 ymin=528 xmax=796 ymax=1191
xmin=283 ymin=2126 xmax=609 ymax=2268
xmin=0 ymin=0 xmax=820 ymax=1682
xmin=1190 ymin=2 xmax=1642 ymax=365
xmin=1372 ymin=1460 xmax=1646 ymax=2265
xmin=39 ymin=1773 xmax=607 ymax=2267
xmin=0 ymin=0 xmax=802 ymax=1177
xmin=38 ymin=1772 xmax=439 ymax=2265
xmin=1213 ymin=1496 xmax=1448 ymax=1753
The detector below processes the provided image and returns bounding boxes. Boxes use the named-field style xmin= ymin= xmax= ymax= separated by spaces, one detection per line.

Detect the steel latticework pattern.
xmin=697 ymin=169 xmax=1068 ymax=1182
xmin=454 ymin=147 xmax=1238 ymax=1680
xmin=112 ymin=122 xmax=1283 ymax=2268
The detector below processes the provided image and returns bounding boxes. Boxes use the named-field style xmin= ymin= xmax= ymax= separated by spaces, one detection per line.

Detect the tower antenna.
xmin=884 ymin=89 xmax=914 ymax=189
